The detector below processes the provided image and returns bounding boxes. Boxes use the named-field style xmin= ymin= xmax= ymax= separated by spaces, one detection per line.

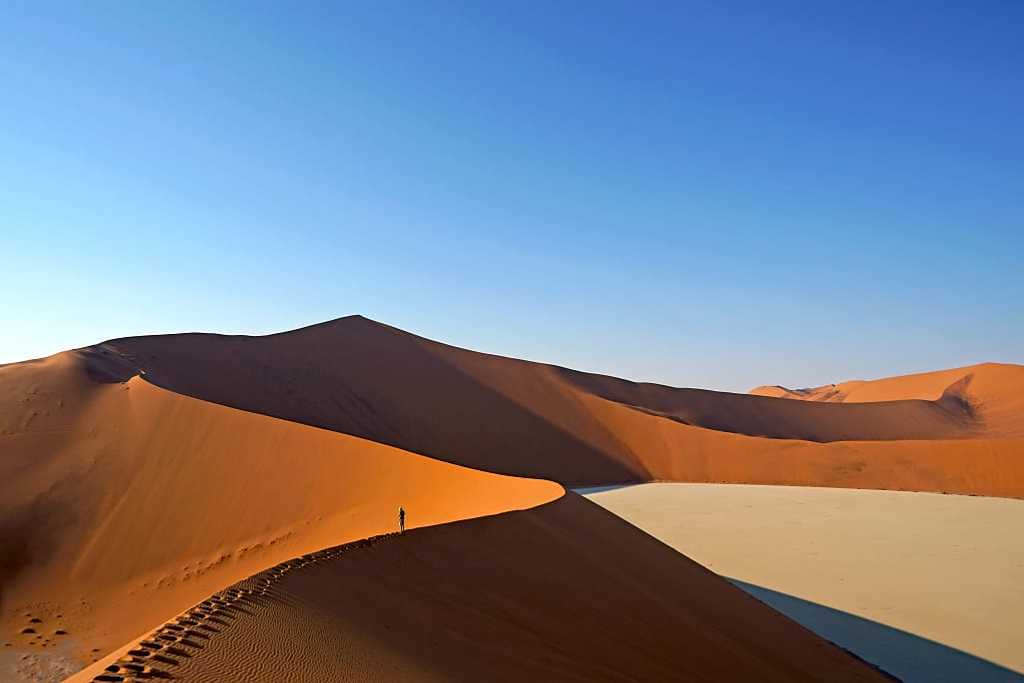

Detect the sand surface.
xmin=2 ymin=316 xmax=1022 ymax=680
xmin=750 ymin=362 xmax=1024 ymax=438
xmin=0 ymin=350 xmax=560 ymax=678
xmin=70 ymin=495 xmax=891 ymax=683
xmin=91 ymin=317 xmax=1024 ymax=495
xmin=585 ymin=483 xmax=1024 ymax=681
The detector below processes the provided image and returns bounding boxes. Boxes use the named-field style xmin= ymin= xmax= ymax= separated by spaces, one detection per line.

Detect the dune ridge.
xmin=750 ymin=363 xmax=1024 ymax=437
xmin=0 ymin=349 xmax=560 ymax=675
xmin=70 ymin=495 xmax=894 ymax=683
xmin=2 ymin=316 xmax=1020 ymax=680
xmin=94 ymin=315 xmax=1023 ymax=495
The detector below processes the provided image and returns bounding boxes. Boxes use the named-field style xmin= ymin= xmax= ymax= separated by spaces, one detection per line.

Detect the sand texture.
xmin=0 ymin=315 xmax=1020 ymax=680
xmin=70 ymin=495 xmax=892 ymax=683
xmin=750 ymin=363 xmax=1024 ymax=437
xmin=0 ymin=349 xmax=560 ymax=677
xmin=91 ymin=317 xmax=1024 ymax=494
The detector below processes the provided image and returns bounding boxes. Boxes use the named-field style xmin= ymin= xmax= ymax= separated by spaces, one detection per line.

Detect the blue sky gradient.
xmin=3 ymin=2 xmax=1022 ymax=391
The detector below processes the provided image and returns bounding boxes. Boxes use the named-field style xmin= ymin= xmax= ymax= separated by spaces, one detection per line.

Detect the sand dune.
xmin=555 ymin=367 xmax=977 ymax=441
xmin=70 ymin=495 xmax=892 ymax=683
xmin=0 ymin=350 xmax=560 ymax=677
xmin=751 ymin=363 xmax=1024 ymax=437
xmin=577 ymin=391 xmax=1024 ymax=498
xmin=2 ymin=316 xmax=1021 ymax=680
xmin=91 ymin=316 xmax=1023 ymax=495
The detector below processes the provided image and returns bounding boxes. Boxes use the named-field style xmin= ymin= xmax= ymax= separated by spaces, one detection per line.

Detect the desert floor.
xmin=583 ymin=483 xmax=1024 ymax=683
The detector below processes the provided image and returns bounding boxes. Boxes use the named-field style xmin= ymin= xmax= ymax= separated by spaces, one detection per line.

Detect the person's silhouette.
xmin=399 ymin=506 xmax=406 ymax=533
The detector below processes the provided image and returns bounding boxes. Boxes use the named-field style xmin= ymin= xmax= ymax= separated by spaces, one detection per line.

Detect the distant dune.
xmin=750 ymin=362 xmax=1024 ymax=437
xmin=1 ymin=316 xmax=1020 ymax=680
xmin=96 ymin=316 xmax=1023 ymax=495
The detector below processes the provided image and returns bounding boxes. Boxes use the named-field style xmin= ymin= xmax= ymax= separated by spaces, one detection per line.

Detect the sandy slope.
xmin=751 ymin=363 xmax=1024 ymax=437
xmin=93 ymin=316 xmax=1022 ymax=493
xmin=71 ymin=495 xmax=892 ymax=683
xmin=0 ymin=350 xmax=560 ymax=678
xmin=585 ymin=484 xmax=1024 ymax=681
xmin=578 ymin=392 xmax=1024 ymax=498
xmin=2 ymin=317 xmax=1021 ymax=680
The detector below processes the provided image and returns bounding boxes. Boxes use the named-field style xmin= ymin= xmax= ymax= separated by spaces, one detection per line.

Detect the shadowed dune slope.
xmin=751 ymin=363 xmax=1024 ymax=438
xmin=0 ymin=350 xmax=561 ymax=669
xmin=552 ymin=368 xmax=975 ymax=441
xmin=96 ymin=316 xmax=1023 ymax=493
xmin=106 ymin=317 xmax=985 ymax=447
xmin=71 ymin=495 xmax=893 ymax=683
xmin=576 ymin=392 xmax=1024 ymax=498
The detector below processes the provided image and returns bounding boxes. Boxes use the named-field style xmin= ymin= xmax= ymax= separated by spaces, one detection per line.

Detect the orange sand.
xmin=0 ymin=316 xmax=1019 ymax=680
xmin=70 ymin=495 xmax=891 ymax=683
xmin=101 ymin=316 xmax=1023 ymax=494
xmin=751 ymin=363 xmax=1024 ymax=437
xmin=0 ymin=350 xmax=560 ymax=675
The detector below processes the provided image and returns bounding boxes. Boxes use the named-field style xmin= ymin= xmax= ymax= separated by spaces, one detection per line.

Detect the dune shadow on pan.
xmin=729 ymin=579 xmax=1023 ymax=683
xmin=571 ymin=484 xmax=638 ymax=495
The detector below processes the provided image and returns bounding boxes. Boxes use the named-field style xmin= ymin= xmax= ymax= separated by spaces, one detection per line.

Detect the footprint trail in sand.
xmin=89 ymin=535 xmax=396 ymax=682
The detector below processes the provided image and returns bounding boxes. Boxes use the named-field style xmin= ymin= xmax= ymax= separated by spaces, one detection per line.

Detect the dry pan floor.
xmin=584 ymin=483 xmax=1024 ymax=683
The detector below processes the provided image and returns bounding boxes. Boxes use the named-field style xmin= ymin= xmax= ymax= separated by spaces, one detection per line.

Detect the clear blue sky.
xmin=3 ymin=2 xmax=1022 ymax=392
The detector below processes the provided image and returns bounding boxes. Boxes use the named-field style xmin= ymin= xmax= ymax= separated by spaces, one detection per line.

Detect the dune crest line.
xmin=76 ymin=534 xmax=398 ymax=683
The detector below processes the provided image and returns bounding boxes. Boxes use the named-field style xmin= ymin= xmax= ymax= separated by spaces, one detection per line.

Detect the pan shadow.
xmin=572 ymin=484 xmax=637 ymax=495
xmin=729 ymin=579 xmax=1023 ymax=683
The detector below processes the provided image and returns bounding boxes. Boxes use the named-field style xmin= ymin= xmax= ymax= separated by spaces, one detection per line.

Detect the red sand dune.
xmin=575 ymin=391 xmax=1024 ymax=498
xmin=70 ymin=495 xmax=891 ymax=683
xmin=750 ymin=362 xmax=1024 ymax=437
xmin=100 ymin=316 xmax=1023 ymax=494
xmin=2 ymin=316 xmax=1020 ymax=680
xmin=0 ymin=349 xmax=560 ymax=672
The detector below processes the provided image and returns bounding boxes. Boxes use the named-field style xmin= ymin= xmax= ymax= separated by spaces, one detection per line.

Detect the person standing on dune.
xmin=399 ymin=506 xmax=406 ymax=533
